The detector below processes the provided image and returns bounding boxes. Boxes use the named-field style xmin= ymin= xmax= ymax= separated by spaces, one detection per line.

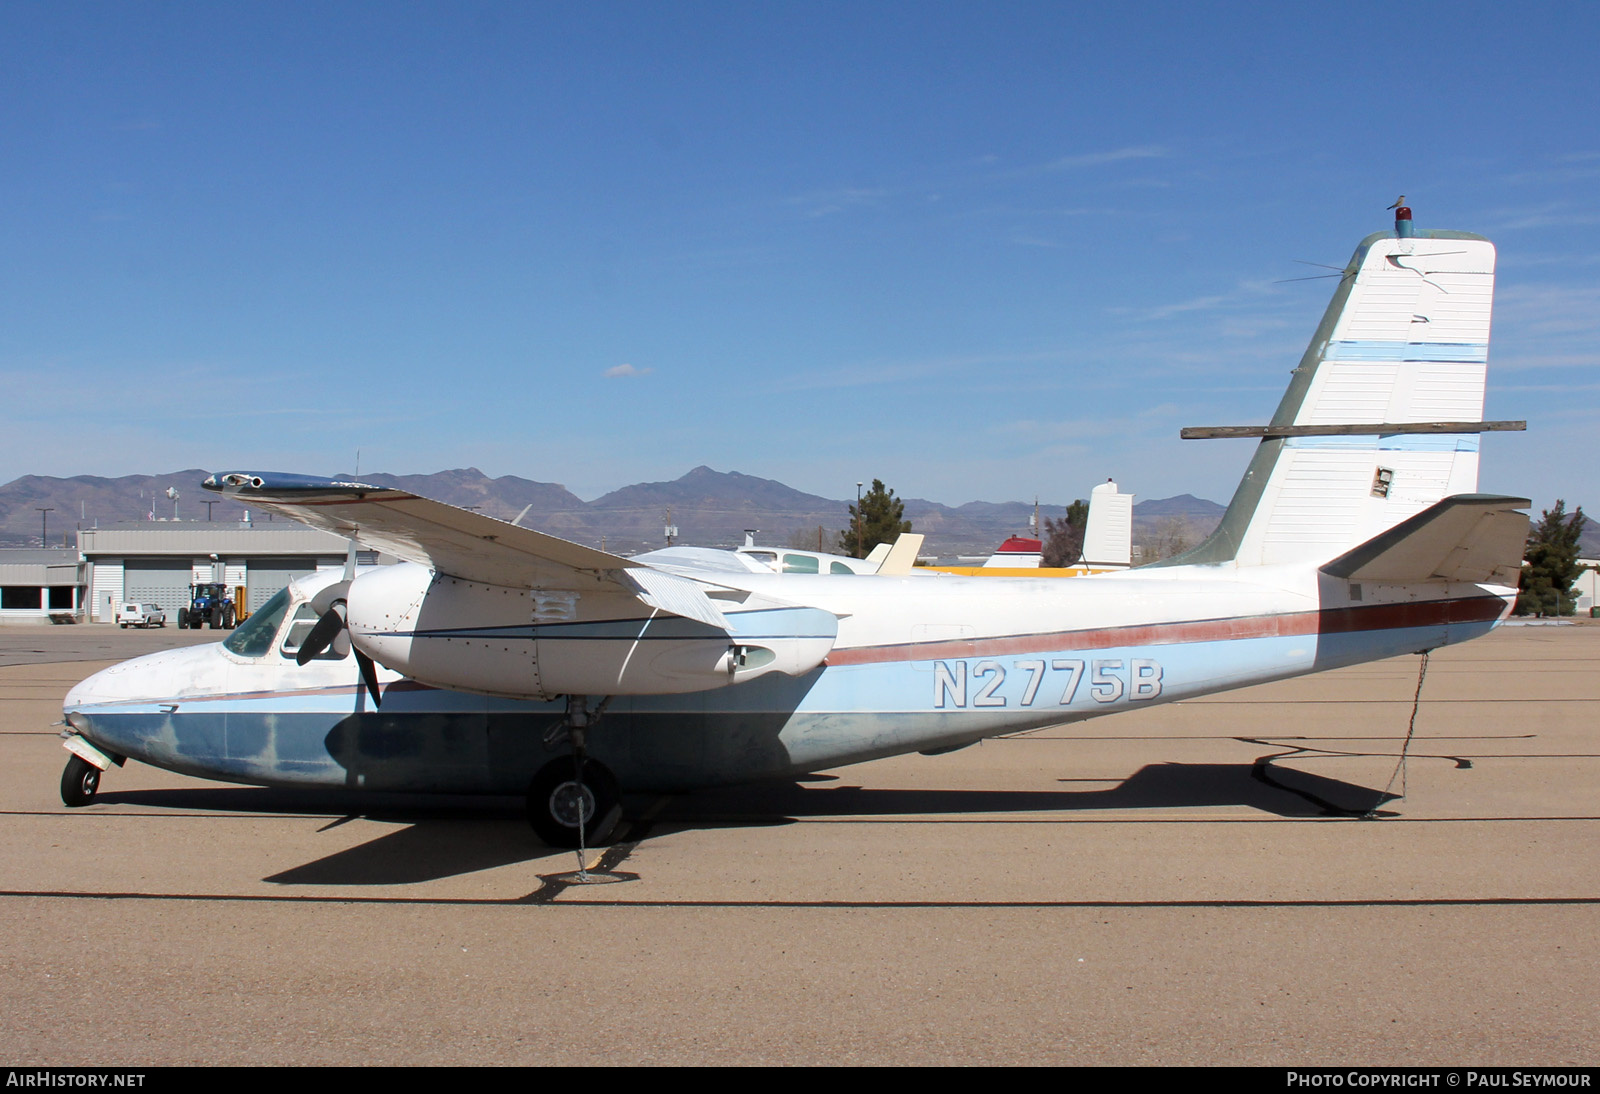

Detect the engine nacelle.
xmin=346 ymin=562 xmax=837 ymax=700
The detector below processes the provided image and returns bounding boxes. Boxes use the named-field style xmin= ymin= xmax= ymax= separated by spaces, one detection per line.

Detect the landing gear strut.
xmin=60 ymin=755 xmax=101 ymax=807
xmin=526 ymin=695 xmax=621 ymax=848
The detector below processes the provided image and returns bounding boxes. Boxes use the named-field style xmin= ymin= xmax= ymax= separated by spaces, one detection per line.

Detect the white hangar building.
xmin=77 ymin=523 xmax=358 ymax=624
xmin=0 ymin=548 xmax=83 ymax=621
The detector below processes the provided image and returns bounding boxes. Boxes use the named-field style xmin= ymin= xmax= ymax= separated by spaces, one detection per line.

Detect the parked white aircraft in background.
xmin=60 ymin=215 xmax=1528 ymax=846
xmin=934 ymin=479 xmax=1134 ymax=576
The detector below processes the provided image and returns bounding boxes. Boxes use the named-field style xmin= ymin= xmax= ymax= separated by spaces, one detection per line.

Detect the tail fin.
xmin=875 ymin=533 xmax=926 ymax=576
xmin=1081 ymin=479 xmax=1133 ymax=569
xmin=1166 ymin=227 xmax=1499 ymax=569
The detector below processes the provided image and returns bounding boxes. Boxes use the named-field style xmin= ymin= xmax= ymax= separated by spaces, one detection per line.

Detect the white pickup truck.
xmin=117 ymin=603 xmax=167 ymax=628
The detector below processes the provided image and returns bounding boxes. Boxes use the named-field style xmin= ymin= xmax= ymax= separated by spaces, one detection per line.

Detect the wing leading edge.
xmin=203 ymin=472 xmax=731 ymax=628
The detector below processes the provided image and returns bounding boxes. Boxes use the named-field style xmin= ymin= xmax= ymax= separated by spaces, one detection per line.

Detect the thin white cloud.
xmin=1113 ymin=278 xmax=1293 ymax=323
xmin=787 ymin=187 xmax=890 ymax=219
xmin=769 ymin=349 xmax=1065 ymax=393
xmin=1480 ymin=201 xmax=1600 ymax=232
xmin=1045 ymin=146 xmax=1170 ymax=171
xmin=605 ymin=363 xmax=652 ymax=378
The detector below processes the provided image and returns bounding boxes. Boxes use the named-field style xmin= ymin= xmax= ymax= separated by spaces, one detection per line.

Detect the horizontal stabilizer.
xmin=874 ymin=533 xmax=925 ymax=576
xmin=1320 ymin=494 xmax=1529 ymax=585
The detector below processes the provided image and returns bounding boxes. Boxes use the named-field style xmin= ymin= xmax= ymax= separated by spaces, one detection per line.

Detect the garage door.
xmin=123 ymin=559 xmax=194 ymax=615
xmin=245 ymin=558 xmax=320 ymax=612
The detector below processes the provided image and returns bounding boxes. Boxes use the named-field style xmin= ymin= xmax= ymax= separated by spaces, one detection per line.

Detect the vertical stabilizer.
xmin=1164 ymin=227 xmax=1496 ymax=569
xmin=1081 ymin=480 xmax=1133 ymax=569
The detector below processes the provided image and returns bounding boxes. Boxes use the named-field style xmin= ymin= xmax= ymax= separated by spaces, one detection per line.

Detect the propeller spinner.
xmin=295 ymin=543 xmax=384 ymax=708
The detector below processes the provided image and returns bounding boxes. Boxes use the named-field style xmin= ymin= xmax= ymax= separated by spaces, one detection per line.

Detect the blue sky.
xmin=2 ymin=2 xmax=1596 ymax=513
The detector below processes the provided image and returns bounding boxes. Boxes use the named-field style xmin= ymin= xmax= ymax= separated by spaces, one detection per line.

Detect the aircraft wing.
xmin=1320 ymin=494 xmax=1531 ymax=586
xmin=202 ymin=472 xmax=731 ymax=628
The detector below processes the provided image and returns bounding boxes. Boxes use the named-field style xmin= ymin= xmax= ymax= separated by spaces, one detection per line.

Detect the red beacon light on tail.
xmin=1388 ymin=194 xmax=1414 ymax=238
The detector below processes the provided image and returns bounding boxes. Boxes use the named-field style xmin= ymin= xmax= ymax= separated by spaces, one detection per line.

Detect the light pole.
xmin=36 ymin=507 xmax=53 ymax=548
xmin=855 ymin=482 xmax=863 ymax=558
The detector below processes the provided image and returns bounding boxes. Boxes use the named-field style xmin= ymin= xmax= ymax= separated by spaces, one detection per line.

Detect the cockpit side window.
xmin=222 ymin=587 xmax=293 ymax=658
xmin=280 ymin=603 xmax=347 ymax=661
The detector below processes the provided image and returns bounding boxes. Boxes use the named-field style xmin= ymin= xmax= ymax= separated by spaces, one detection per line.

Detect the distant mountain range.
xmin=2 ymin=465 xmax=1229 ymax=555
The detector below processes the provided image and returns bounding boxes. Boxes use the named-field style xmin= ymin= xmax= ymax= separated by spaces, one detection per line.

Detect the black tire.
xmin=526 ymin=756 xmax=622 ymax=847
xmin=222 ymin=606 xmax=236 ymax=629
xmin=209 ymin=607 xmax=222 ymax=629
xmin=177 ymin=608 xmax=189 ymax=629
xmin=120 ymin=622 xmax=127 ymax=629
xmin=60 ymin=755 xmax=100 ymax=807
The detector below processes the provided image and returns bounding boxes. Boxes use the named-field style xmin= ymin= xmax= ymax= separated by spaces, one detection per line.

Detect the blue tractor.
xmin=177 ymin=583 xmax=236 ymax=629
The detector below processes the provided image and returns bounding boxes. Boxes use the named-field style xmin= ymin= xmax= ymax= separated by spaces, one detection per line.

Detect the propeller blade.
xmin=296 ymin=604 xmax=346 ymax=666
xmin=355 ymin=648 xmax=382 ymax=708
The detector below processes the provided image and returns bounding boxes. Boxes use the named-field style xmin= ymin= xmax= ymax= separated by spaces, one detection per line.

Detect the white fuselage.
xmin=62 ymin=561 xmax=1514 ymax=795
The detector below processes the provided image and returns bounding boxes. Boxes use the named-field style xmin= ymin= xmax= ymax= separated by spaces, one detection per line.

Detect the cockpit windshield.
xmin=223 ymin=587 xmax=292 ymax=658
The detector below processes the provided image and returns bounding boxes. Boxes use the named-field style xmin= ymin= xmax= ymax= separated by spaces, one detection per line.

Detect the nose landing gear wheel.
xmin=60 ymin=755 xmax=101 ymax=807
xmin=527 ymin=755 xmax=621 ymax=847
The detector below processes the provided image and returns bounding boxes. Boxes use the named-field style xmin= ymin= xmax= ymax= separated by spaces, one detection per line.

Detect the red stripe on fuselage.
xmin=823 ymin=596 xmax=1505 ymax=667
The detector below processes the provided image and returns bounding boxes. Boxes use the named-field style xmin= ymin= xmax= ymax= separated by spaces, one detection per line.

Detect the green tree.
xmin=1042 ymin=499 xmax=1088 ymax=567
xmin=1515 ymin=500 xmax=1587 ymax=617
xmin=838 ymin=479 xmax=911 ymax=558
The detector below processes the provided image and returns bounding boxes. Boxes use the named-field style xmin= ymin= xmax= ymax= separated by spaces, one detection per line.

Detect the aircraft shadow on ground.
xmin=94 ymin=786 xmax=560 ymax=885
xmin=94 ymin=756 xmax=1393 ymax=887
xmin=657 ymin=759 xmax=1393 ymax=827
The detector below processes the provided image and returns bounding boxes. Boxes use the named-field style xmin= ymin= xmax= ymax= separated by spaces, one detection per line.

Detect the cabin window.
xmin=742 ymin=550 xmax=778 ymax=572
xmin=223 ymin=587 xmax=292 ymax=658
xmin=782 ymin=554 xmax=819 ymax=574
xmin=830 ymin=561 xmax=855 ymax=575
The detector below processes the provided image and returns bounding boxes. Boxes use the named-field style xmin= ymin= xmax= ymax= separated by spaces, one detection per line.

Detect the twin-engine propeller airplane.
xmin=61 ymin=216 xmax=1530 ymax=846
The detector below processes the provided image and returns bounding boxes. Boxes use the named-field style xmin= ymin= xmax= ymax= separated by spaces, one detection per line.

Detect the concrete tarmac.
xmin=1 ymin=622 xmax=1595 ymax=1065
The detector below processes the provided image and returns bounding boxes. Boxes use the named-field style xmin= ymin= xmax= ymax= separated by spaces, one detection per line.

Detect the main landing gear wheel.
xmin=527 ymin=755 xmax=621 ymax=848
xmin=60 ymin=755 xmax=101 ymax=807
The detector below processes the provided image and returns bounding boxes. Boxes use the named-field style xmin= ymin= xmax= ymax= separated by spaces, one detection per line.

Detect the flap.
xmin=619 ymin=567 xmax=729 ymax=629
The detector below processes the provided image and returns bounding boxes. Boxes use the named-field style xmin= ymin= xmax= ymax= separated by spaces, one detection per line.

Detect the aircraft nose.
xmin=63 ymin=644 xmax=228 ymax=712
xmin=64 ymin=659 xmax=145 ymax=710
